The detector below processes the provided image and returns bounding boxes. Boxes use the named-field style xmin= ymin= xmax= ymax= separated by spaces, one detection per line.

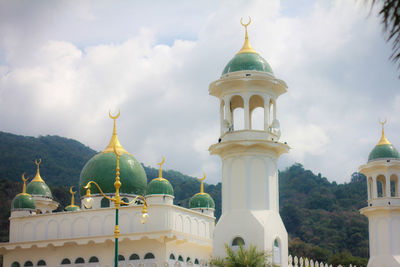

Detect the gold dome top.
xmin=32 ymin=159 xmax=45 ymax=183
xmin=103 ymin=110 xmax=130 ymax=155
xmin=237 ymin=17 xmax=258 ymax=55
xmin=377 ymin=120 xmax=391 ymax=146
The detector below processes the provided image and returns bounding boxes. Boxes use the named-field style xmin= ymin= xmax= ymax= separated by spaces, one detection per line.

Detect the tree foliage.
xmin=210 ymin=244 xmax=271 ymax=267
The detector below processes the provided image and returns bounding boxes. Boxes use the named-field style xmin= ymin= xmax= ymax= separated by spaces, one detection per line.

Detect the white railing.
xmin=288 ymin=255 xmax=358 ymax=267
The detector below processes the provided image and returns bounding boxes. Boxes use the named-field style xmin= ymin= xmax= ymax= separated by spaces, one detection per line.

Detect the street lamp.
xmin=82 ymin=144 xmax=149 ymax=267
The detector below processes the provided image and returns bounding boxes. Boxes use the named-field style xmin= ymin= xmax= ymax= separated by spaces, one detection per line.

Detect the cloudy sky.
xmin=1 ymin=0 xmax=399 ymax=184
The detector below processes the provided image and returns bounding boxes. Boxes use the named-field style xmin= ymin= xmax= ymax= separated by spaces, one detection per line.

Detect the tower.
xmin=210 ymin=19 xmax=289 ymax=266
xmin=359 ymin=122 xmax=400 ymax=267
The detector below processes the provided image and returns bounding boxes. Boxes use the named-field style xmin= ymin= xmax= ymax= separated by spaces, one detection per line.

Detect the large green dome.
xmin=190 ymin=193 xmax=215 ymax=209
xmin=222 ymin=52 xmax=273 ymax=76
xmin=368 ymin=144 xmax=400 ymax=161
xmin=26 ymin=181 xmax=52 ymax=198
xmin=12 ymin=194 xmax=36 ymax=211
xmin=146 ymin=178 xmax=174 ymax=196
xmin=79 ymin=152 xmax=147 ymax=196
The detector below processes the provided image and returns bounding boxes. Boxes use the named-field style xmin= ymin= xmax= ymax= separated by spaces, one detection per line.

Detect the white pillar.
xmin=220 ymin=99 xmax=225 ymax=135
xmin=224 ymin=97 xmax=231 ymax=125
xmin=385 ymin=175 xmax=391 ymax=197
xmin=244 ymin=97 xmax=250 ymax=130
xmin=264 ymin=96 xmax=270 ymax=131
xmin=372 ymin=176 xmax=377 ymax=199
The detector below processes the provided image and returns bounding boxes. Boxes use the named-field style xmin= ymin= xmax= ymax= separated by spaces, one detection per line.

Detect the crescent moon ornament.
xmin=240 ymin=17 xmax=251 ymax=27
xmin=200 ymin=172 xmax=206 ymax=182
xmin=158 ymin=156 xmax=165 ymax=167
xmin=70 ymin=186 xmax=76 ymax=195
xmin=35 ymin=159 xmax=42 ymax=166
xmin=109 ymin=110 xmax=120 ymax=120
xmin=21 ymin=172 xmax=28 ymax=182
xmin=379 ymin=118 xmax=387 ymax=126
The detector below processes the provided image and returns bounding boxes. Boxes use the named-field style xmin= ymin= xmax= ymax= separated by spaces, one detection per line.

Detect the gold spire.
xmin=66 ymin=186 xmax=79 ymax=208
xmin=32 ymin=159 xmax=45 ymax=183
xmin=195 ymin=172 xmax=206 ymax=196
xmin=17 ymin=173 xmax=30 ymax=196
xmin=155 ymin=156 xmax=167 ymax=181
xmin=377 ymin=119 xmax=391 ymax=145
xmin=103 ymin=110 xmax=130 ymax=155
xmin=237 ymin=17 xmax=257 ymax=55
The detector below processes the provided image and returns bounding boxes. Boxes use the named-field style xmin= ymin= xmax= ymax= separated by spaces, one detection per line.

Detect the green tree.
xmin=210 ymin=244 xmax=272 ymax=267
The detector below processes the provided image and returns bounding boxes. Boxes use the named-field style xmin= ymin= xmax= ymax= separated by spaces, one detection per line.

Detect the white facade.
xmin=359 ymin=159 xmax=400 ymax=267
xmin=209 ymin=69 xmax=289 ymax=266
xmin=2 ymin=201 xmax=214 ymax=267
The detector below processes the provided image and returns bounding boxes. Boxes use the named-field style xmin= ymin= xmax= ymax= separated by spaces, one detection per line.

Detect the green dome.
xmin=368 ymin=144 xmax=400 ymax=161
xmin=190 ymin=193 xmax=215 ymax=209
xmin=79 ymin=152 xmax=147 ymax=196
xmin=222 ymin=53 xmax=273 ymax=76
xmin=65 ymin=205 xmax=80 ymax=212
xmin=146 ymin=178 xmax=174 ymax=196
xmin=26 ymin=181 xmax=52 ymax=198
xmin=12 ymin=194 xmax=36 ymax=211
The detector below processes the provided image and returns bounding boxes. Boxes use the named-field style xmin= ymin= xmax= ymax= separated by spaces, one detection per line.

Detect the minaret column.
xmin=386 ymin=175 xmax=391 ymax=197
xmin=264 ymin=96 xmax=271 ymax=131
xmin=372 ymin=176 xmax=377 ymax=199
xmin=224 ymin=96 xmax=232 ymax=126
xmin=244 ymin=96 xmax=250 ymax=130
xmin=220 ymin=99 xmax=225 ymax=135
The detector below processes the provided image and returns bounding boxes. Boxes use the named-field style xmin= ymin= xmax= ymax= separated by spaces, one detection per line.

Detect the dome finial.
xmin=237 ymin=17 xmax=257 ymax=55
xmin=20 ymin=173 xmax=29 ymax=195
xmin=69 ymin=186 xmax=77 ymax=206
xmin=32 ymin=159 xmax=45 ymax=183
xmin=103 ymin=110 xmax=130 ymax=155
xmin=157 ymin=156 xmax=165 ymax=180
xmin=378 ymin=119 xmax=391 ymax=145
xmin=200 ymin=172 xmax=206 ymax=194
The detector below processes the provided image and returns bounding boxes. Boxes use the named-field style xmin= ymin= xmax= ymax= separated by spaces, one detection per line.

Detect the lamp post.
xmin=82 ymin=145 xmax=149 ymax=267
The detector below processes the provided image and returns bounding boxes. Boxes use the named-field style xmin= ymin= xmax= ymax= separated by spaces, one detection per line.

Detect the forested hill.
xmin=0 ymin=131 xmax=368 ymax=265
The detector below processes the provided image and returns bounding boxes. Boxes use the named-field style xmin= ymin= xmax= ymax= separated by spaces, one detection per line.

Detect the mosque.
xmin=1 ymin=20 xmax=400 ymax=267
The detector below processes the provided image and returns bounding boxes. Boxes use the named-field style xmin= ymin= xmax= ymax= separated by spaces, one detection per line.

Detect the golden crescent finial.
xmin=158 ymin=156 xmax=165 ymax=167
xmin=21 ymin=172 xmax=28 ymax=183
xmin=200 ymin=172 xmax=206 ymax=182
xmin=69 ymin=186 xmax=76 ymax=195
xmin=109 ymin=110 xmax=120 ymax=120
xmin=240 ymin=17 xmax=251 ymax=27
xmin=379 ymin=118 xmax=387 ymax=126
xmin=35 ymin=159 xmax=42 ymax=167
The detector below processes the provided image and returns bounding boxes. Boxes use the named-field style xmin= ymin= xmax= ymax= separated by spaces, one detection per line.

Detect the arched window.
xmin=37 ymin=260 xmax=46 ymax=266
xmin=230 ymin=95 xmax=244 ymax=131
xmin=129 ymin=254 xmax=140 ymax=260
xmin=101 ymin=197 xmax=110 ymax=208
xmin=178 ymin=255 xmax=184 ymax=262
xmin=24 ymin=262 xmax=33 ymax=267
xmin=186 ymin=257 xmax=191 ymax=262
xmin=273 ymin=238 xmax=281 ymax=265
xmin=75 ymin=257 xmax=85 ymax=264
xmin=11 ymin=262 xmax=20 ymax=267
xmin=144 ymin=253 xmax=155 ymax=259
xmin=249 ymin=95 xmax=265 ymax=130
xmin=391 ymin=174 xmax=398 ymax=197
xmin=194 ymin=259 xmax=199 ymax=265
xmin=121 ymin=197 xmax=129 ymax=206
xmin=377 ymin=175 xmax=386 ymax=197
xmin=232 ymin=236 xmax=245 ymax=247
xmin=169 ymin=254 xmax=176 ymax=260
xmin=61 ymin=258 xmax=71 ymax=265
xmin=89 ymin=256 xmax=99 ymax=263
xmin=118 ymin=255 xmax=125 ymax=261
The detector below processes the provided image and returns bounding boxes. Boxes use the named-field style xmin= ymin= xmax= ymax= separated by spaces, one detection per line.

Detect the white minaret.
xmin=210 ymin=19 xmax=289 ymax=266
xmin=359 ymin=122 xmax=400 ymax=267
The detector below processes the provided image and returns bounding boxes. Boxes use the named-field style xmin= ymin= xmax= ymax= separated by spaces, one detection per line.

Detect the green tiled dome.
xmin=146 ymin=178 xmax=174 ymax=196
xmin=26 ymin=181 xmax=52 ymax=198
xmin=368 ymin=144 xmax=400 ymax=161
xmin=190 ymin=193 xmax=215 ymax=209
xmin=12 ymin=194 xmax=36 ymax=211
xmin=79 ymin=152 xmax=147 ymax=196
xmin=222 ymin=53 xmax=273 ymax=76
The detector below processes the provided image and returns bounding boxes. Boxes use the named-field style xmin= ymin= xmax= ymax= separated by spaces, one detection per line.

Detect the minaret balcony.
xmin=368 ymin=197 xmax=400 ymax=207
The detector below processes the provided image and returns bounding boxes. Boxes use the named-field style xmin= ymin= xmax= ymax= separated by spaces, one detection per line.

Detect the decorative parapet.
xmin=288 ymin=255 xmax=358 ymax=267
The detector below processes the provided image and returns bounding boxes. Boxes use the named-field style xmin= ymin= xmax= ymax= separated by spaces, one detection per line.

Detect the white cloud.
xmin=0 ymin=0 xmax=399 ymax=185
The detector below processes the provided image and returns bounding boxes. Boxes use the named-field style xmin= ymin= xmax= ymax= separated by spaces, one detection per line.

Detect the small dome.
xmin=222 ymin=53 xmax=273 ymax=76
xmin=26 ymin=181 xmax=52 ymax=197
xmin=147 ymin=178 xmax=174 ymax=196
xmin=12 ymin=194 xmax=36 ymax=211
xmin=79 ymin=153 xmax=147 ymax=196
xmin=368 ymin=123 xmax=400 ymax=161
xmin=26 ymin=159 xmax=53 ymax=198
xmin=368 ymin=144 xmax=400 ymax=161
xmin=65 ymin=205 xmax=80 ymax=212
xmin=190 ymin=193 xmax=215 ymax=209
